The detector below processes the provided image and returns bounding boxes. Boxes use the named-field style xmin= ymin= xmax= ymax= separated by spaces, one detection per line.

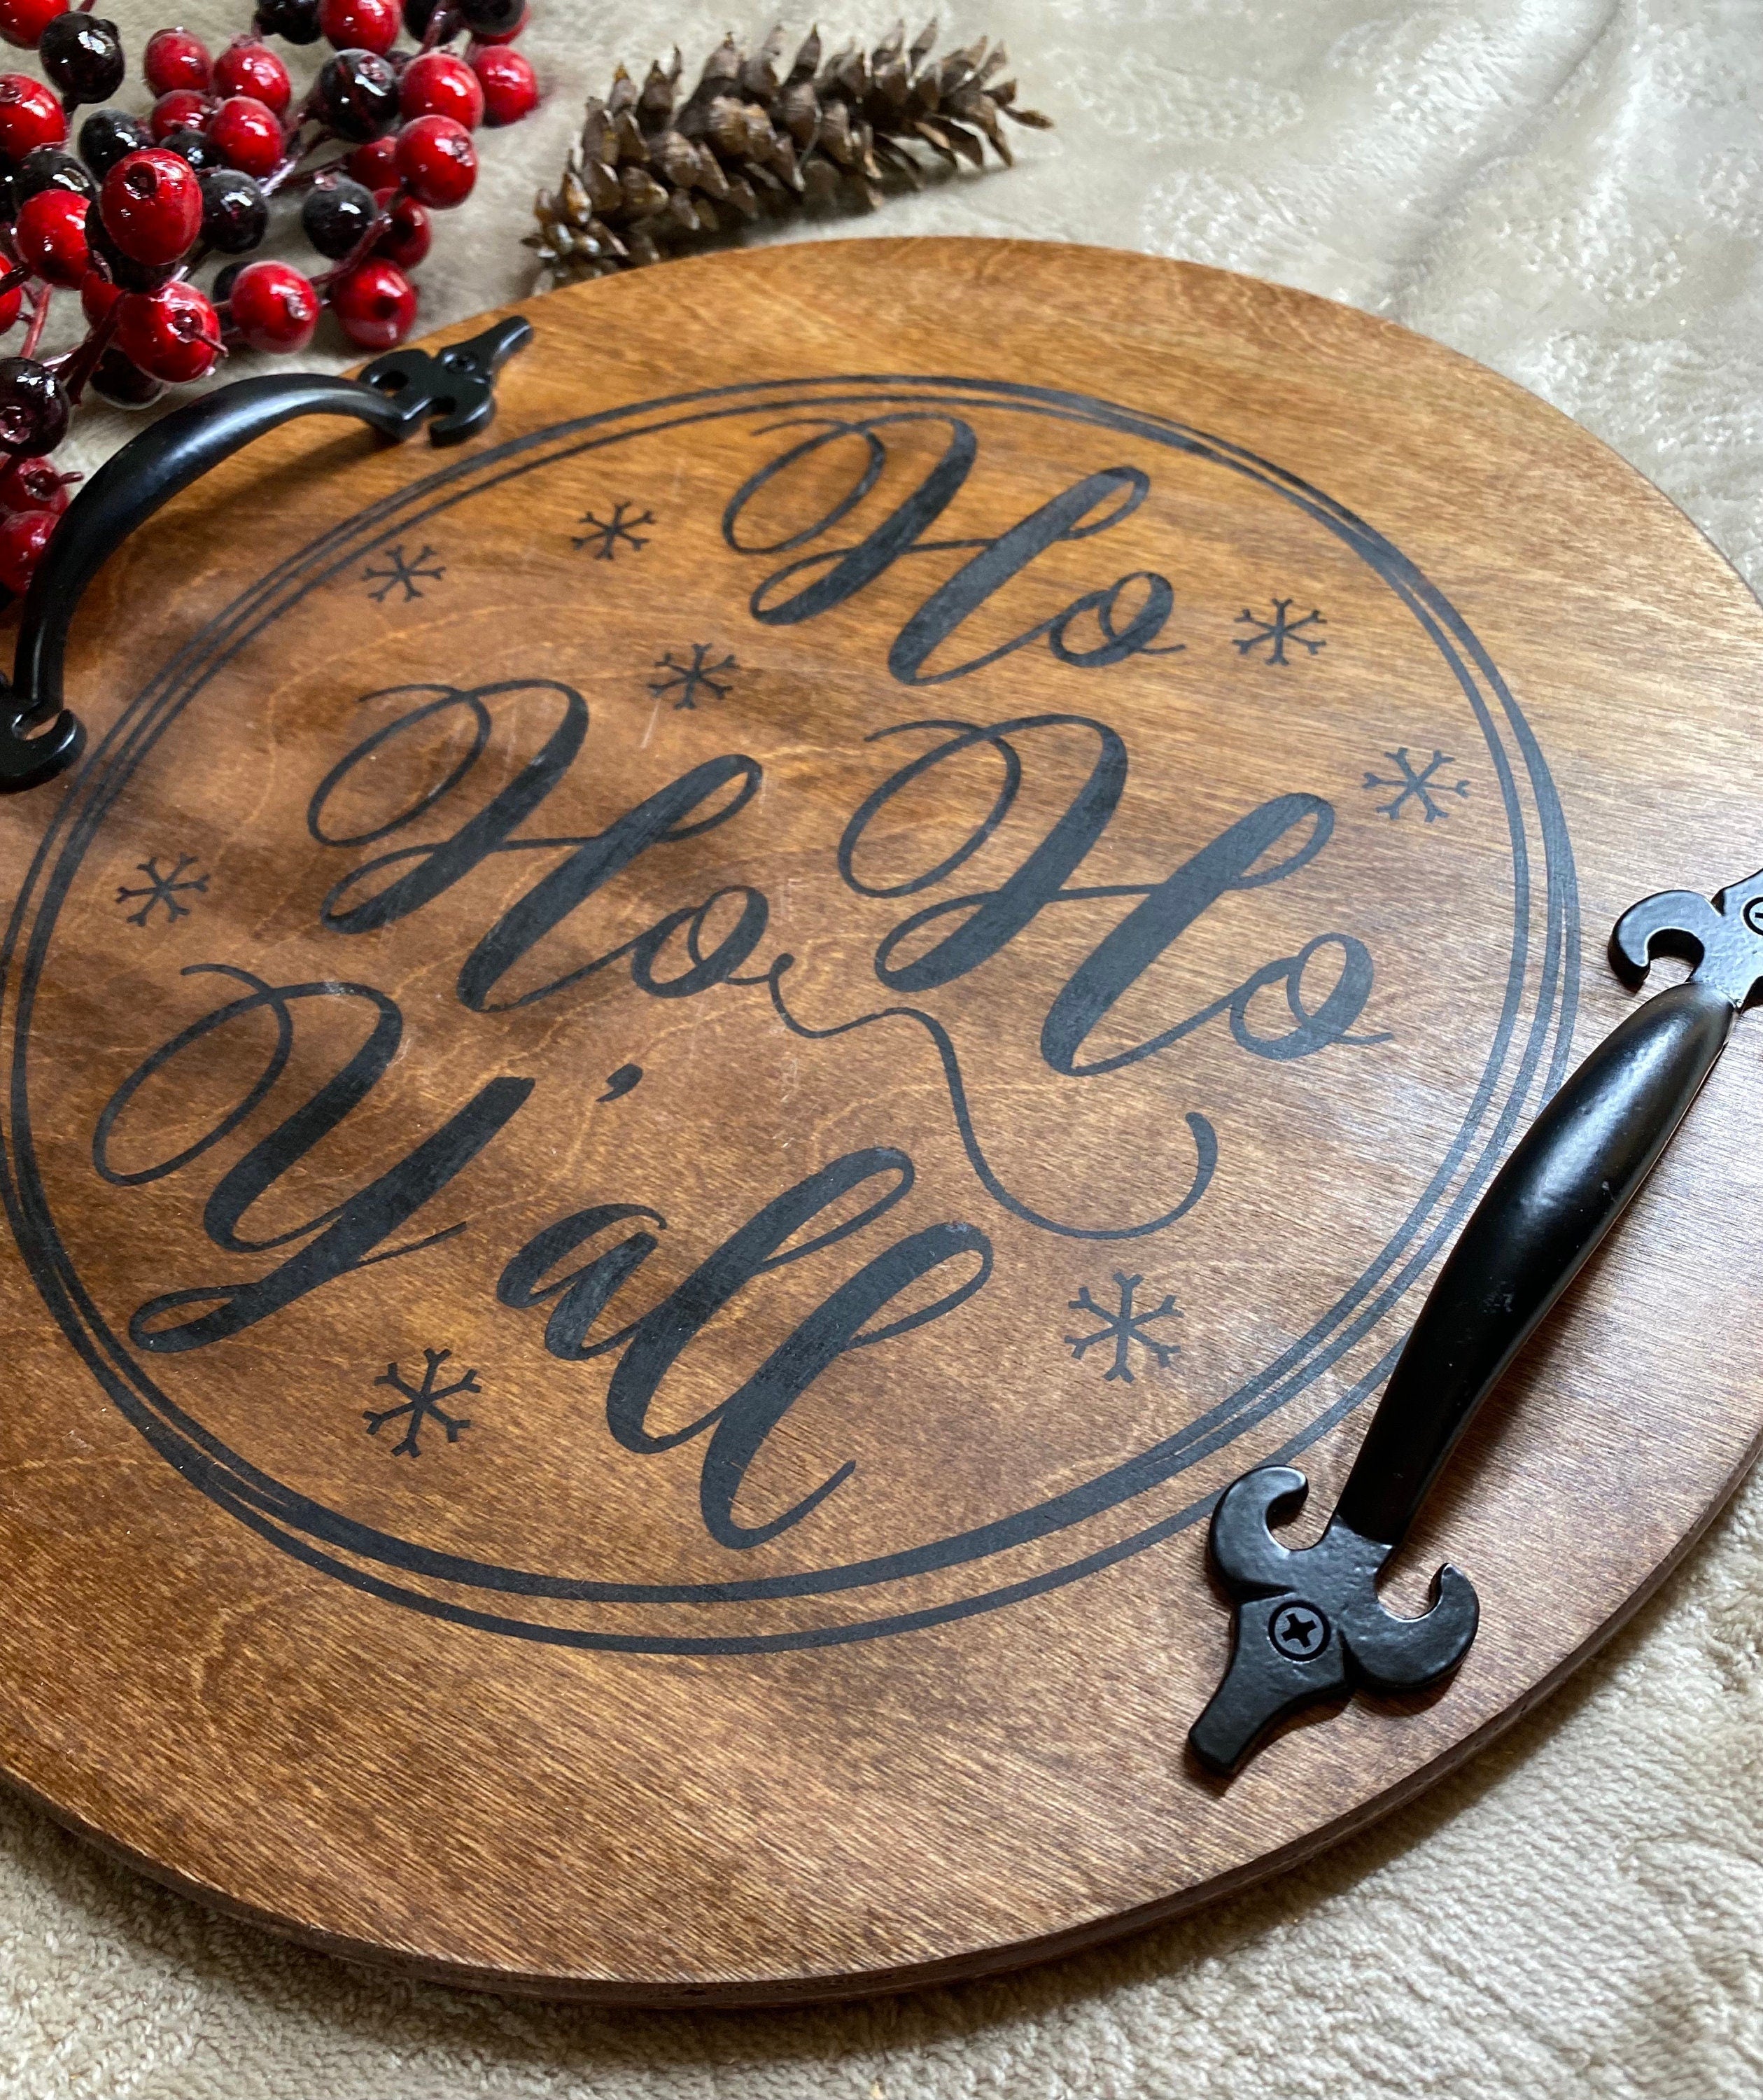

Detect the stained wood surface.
xmin=0 ymin=237 xmax=1759 ymax=2003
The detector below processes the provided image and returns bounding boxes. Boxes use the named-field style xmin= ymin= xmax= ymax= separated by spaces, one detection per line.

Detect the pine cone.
xmin=528 ymin=19 xmax=1052 ymax=285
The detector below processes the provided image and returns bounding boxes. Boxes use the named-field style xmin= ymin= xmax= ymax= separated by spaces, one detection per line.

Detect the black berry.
xmin=87 ymin=344 xmax=164 ymax=408
xmin=300 ymin=174 xmax=374 ymax=257
xmin=0 ymin=358 xmax=69 ymax=458
xmin=401 ymin=0 xmax=447 ymax=34
xmin=255 ymin=0 xmax=323 ymax=43
xmin=15 ymin=146 xmax=94 ymax=201
xmin=456 ymin=0 xmax=521 ymax=31
xmin=312 ymin=49 xmax=400 ymax=141
xmin=162 ymin=123 xmax=224 ymax=172
xmin=199 ymin=167 xmax=267 ymax=253
xmin=76 ymin=106 xmax=150 ymax=178
xmin=39 ymin=13 xmax=127 ymax=108
xmin=212 ymin=259 xmax=244 ymax=304
xmin=38 ymin=13 xmax=126 ymax=107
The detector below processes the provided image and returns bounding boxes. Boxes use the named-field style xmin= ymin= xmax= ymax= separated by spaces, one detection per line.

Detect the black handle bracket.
xmin=0 ymin=314 xmax=533 ymax=794
xmin=1189 ymin=863 xmax=1763 ymax=1775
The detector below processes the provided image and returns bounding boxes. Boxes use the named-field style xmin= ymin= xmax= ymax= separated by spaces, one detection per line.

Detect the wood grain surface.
xmin=0 ymin=236 xmax=1759 ymax=2003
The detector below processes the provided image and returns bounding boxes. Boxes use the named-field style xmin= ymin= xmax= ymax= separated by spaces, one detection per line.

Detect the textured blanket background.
xmin=9 ymin=1 xmax=1763 ymax=2093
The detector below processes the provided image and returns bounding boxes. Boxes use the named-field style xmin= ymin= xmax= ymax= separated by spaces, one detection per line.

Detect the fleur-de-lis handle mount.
xmin=1190 ymin=864 xmax=1763 ymax=1776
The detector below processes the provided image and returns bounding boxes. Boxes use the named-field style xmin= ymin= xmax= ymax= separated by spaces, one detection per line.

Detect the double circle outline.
xmin=0 ymin=376 xmax=1579 ymax=1653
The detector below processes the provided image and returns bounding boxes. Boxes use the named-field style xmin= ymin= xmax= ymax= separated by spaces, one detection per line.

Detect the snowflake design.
xmin=115 ymin=853 xmax=208 ymax=927
xmin=364 ymin=1347 xmax=480 ymax=1457
xmin=1362 ymin=746 xmax=1470 ymax=822
xmin=363 ymin=543 xmax=445 ymax=603
xmin=649 ymin=643 xmax=737 ymax=710
xmin=1233 ymin=598 xmax=1326 ymax=664
xmin=1065 ymin=1273 xmax=1182 ymax=1384
xmin=573 ymin=500 xmax=654 ymax=559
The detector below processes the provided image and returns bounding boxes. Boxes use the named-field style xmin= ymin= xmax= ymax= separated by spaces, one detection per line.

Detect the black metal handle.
xmin=1335 ymin=974 xmax=1734 ymax=1544
xmin=0 ymin=314 xmax=533 ymax=793
xmin=1189 ymin=861 xmax=1763 ymax=1774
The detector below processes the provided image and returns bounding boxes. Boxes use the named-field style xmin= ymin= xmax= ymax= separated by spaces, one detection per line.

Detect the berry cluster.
xmin=0 ymin=0 xmax=539 ymax=594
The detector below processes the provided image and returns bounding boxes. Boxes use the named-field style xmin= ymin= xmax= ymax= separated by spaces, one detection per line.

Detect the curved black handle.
xmin=1334 ymin=975 xmax=1734 ymax=1544
xmin=1190 ymin=862 xmax=1763 ymax=1772
xmin=0 ymin=314 xmax=533 ymax=792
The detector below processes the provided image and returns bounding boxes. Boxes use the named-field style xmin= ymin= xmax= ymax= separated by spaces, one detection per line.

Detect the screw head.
xmin=1743 ymin=897 xmax=1763 ymax=936
xmin=1269 ymin=1601 xmax=1330 ymax=1661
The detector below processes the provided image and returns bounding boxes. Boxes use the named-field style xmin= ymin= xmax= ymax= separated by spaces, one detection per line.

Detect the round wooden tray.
xmin=1 ymin=237 xmax=1760 ymax=2003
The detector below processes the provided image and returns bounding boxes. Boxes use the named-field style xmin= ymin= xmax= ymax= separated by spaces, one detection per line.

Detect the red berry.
xmin=149 ymin=87 xmax=209 ymax=141
xmin=0 ymin=0 xmax=66 ymax=54
xmin=465 ymin=1 xmax=525 ymax=46
xmin=143 ymin=26 xmax=211 ymax=96
xmin=116 ymin=278 xmax=223 ymax=382
xmin=400 ymin=50 xmax=483 ymax=128
xmin=227 ymin=258 xmax=317 ymax=352
xmin=79 ymin=267 xmax=120 ymax=328
xmin=213 ymin=37 xmax=291 ymax=115
xmin=14 ymin=187 xmax=88 ymax=288
xmin=393 ymin=113 xmax=475 ymax=209
xmin=0 ymin=73 xmax=64 ymax=160
xmin=206 ymin=94 xmax=282 ymax=179
xmin=471 ymin=45 xmax=535 ymax=127
xmin=345 ymin=133 xmax=397 ymax=187
xmin=0 ymin=452 xmax=73 ymax=514
xmin=330 ymin=257 xmax=414 ymax=349
xmin=371 ymin=186 xmax=429 ymax=267
xmin=0 ymin=283 xmax=20 ymax=333
xmin=0 ymin=506 xmax=55 ymax=594
xmin=318 ymin=0 xmax=398 ymax=54
xmin=99 ymin=149 xmax=203 ymax=268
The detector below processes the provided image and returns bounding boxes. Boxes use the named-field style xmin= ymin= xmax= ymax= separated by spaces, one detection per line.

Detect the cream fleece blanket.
xmin=11 ymin=1 xmax=1763 ymax=2093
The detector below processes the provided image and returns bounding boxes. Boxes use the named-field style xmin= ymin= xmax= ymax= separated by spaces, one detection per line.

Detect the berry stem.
xmin=260 ymin=122 xmax=330 ymax=200
xmin=50 ymin=302 xmax=120 ymax=407
xmin=20 ymin=285 xmax=51 ymax=360
xmin=315 ymin=206 xmax=396 ymax=288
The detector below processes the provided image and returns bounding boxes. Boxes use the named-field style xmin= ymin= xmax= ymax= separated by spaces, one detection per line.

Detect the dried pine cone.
xmin=528 ymin=19 xmax=1051 ymax=284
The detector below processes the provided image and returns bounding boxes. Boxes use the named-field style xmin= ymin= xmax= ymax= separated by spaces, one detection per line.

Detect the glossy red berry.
xmin=117 ymin=278 xmax=223 ymax=382
xmin=14 ymin=186 xmax=88 ymax=287
xmin=0 ymin=0 xmax=65 ymax=53
xmin=330 ymin=256 xmax=414 ymax=349
xmin=0 ymin=452 xmax=73 ymax=514
xmin=344 ymin=132 xmax=397 ymax=187
xmin=371 ymin=185 xmax=429 ymax=267
xmin=227 ymin=257 xmax=318 ymax=351
xmin=393 ymin=113 xmax=475 ymax=209
xmin=143 ymin=26 xmax=211 ymax=95
xmin=0 ymin=506 xmax=55 ymax=594
xmin=78 ymin=267 xmax=120 ymax=328
xmin=0 ymin=73 xmax=65 ymax=160
xmin=318 ymin=0 xmax=398 ymax=53
xmin=99 ymin=148 xmax=203 ymax=267
xmin=206 ymin=94 xmax=282 ymax=179
xmin=213 ymin=37 xmax=291 ymax=114
xmin=400 ymin=50 xmax=482 ymax=128
xmin=149 ymin=87 xmax=209 ymax=140
xmin=472 ymin=44 xmax=535 ymax=127
xmin=0 ymin=283 xmax=20 ymax=334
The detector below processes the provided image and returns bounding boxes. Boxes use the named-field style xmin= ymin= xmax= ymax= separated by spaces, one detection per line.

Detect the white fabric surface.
xmin=13 ymin=1 xmax=1763 ymax=2093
